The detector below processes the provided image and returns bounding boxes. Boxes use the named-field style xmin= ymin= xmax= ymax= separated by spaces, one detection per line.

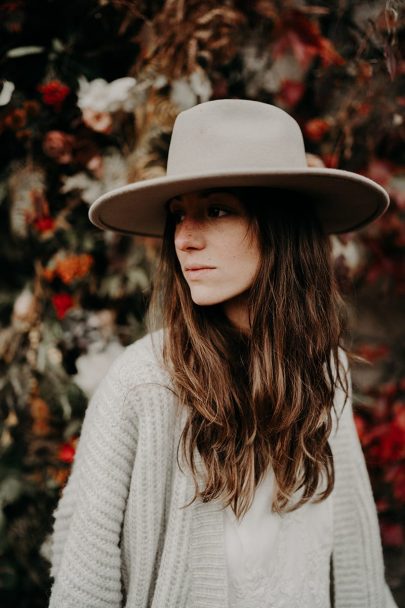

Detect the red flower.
xmin=322 ymin=153 xmax=339 ymax=168
xmin=272 ymin=10 xmax=345 ymax=70
xmin=52 ymin=293 xmax=74 ymax=319
xmin=318 ymin=37 xmax=345 ymax=68
xmin=356 ymin=344 xmax=390 ymax=363
xmin=368 ymin=421 xmax=405 ymax=464
xmin=380 ymin=522 xmax=404 ymax=547
xmin=304 ymin=118 xmax=330 ymax=142
xmin=58 ymin=440 xmax=76 ymax=464
xmin=385 ymin=466 xmax=405 ymax=504
xmin=354 ymin=413 xmax=367 ymax=443
xmin=361 ymin=159 xmax=393 ymax=187
xmin=34 ymin=216 xmax=55 ymax=233
xmin=277 ymin=80 xmax=305 ymax=108
xmin=37 ymin=80 xmax=70 ymax=111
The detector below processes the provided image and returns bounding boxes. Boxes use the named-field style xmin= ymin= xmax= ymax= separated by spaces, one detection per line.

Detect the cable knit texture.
xmin=48 ymin=330 xmax=397 ymax=608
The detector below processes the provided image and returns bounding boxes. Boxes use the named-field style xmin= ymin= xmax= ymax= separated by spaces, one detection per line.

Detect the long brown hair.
xmin=148 ymin=187 xmax=351 ymax=519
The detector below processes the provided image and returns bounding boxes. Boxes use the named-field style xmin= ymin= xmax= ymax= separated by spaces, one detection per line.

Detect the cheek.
xmin=227 ymin=236 xmax=260 ymax=283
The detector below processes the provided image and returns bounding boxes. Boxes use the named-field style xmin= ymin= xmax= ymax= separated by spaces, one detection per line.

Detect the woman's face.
xmin=168 ymin=189 xmax=260 ymax=332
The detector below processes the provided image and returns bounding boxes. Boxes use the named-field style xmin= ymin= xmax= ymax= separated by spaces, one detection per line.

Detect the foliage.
xmin=0 ymin=0 xmax=403 ymax=605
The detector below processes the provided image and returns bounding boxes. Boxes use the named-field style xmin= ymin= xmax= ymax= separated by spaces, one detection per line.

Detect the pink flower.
xmin=277 ymin=79 xmax=305 ymax=108
xmin=82 ymin=108 xmax=112 ymax=133
xmin=42 ymin=130 xmax=74 ymax=164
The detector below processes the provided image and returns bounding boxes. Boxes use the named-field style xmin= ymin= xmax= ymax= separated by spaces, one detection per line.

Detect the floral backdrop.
xmin=0 ymin=0 xmax=403 ymax=606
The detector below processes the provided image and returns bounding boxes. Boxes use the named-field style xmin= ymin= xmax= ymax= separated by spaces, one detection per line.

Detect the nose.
xmin=174 ymin=216 xmax=206 ymax=251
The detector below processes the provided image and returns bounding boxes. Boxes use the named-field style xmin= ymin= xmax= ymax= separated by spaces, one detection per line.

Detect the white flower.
xmin=170 ymin=79 xmax=196 ymax=111
xmin=77 ymin=76 xmax=138 ymax=113
xmin=61 ymin=151 xmax=127 ymax=204
xmin=12 ymin=288 xmax=35 ymax=323
xmin=74 ymin=340 xmax=124 ymax=398
xmin=242 ymin=44 xmax=305 ymax=98
xmin=40 ymin=535 xmax=52 ymax=562
xmin=189 ymin=71 xmax=212 ymax=102
xmin=8 ymin=164 xmax=46 ymax=237
xmin=61 ymin=172 xmax=101 ymax=203
xmin=0 ymin=80 xmax=15 ymax=106
xmin=170 ymin=70 xmax=212 ymax=111
xmin=331 ymin=236 xmax=365 ymax=271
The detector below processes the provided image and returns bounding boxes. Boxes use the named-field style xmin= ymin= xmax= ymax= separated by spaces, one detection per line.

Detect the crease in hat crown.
xmin=89 ymin=98 xmax=390 ymax=236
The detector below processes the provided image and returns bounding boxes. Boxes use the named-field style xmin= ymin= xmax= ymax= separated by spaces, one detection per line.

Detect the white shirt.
xmin=224 ymin=467 xmax=333 ymax=608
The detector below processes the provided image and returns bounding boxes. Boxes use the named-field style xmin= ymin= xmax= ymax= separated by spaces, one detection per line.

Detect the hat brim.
xmin=88 ymin=168 xmax=390 ymax=236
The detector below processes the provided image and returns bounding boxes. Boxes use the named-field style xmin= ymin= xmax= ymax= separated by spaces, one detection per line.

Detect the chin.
xmin=189 ymin=289 xmax=226 ymax=307
xmin=190 ymin=296 xmax=221 ymax=306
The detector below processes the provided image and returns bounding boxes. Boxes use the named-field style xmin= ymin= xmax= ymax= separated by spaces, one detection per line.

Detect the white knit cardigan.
xmin=48 ymin=330 xmax=397 ymax=608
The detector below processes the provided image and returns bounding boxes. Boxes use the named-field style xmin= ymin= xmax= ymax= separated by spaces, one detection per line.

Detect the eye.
xmin=168 ymin=208 xmax=185 ymax=224
xmin=208 ymin=206 xmax=229 ymax=218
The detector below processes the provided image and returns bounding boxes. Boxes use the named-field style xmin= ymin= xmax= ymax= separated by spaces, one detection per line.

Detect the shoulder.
xmin=104 ymin=328 xmax=171 ymax=392
xmin=80 ymin=328 xmax=175 ymax=433
xmin=94 ymin=328 xmax=174 ymax=418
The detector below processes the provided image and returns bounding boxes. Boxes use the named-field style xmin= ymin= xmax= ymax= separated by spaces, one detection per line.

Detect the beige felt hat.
xmin=89 ymin=99 xmax=390 ymax=236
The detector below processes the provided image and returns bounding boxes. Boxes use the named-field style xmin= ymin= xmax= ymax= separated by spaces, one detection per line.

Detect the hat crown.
xmin=167 ymin=100 xmax=307 ymax=176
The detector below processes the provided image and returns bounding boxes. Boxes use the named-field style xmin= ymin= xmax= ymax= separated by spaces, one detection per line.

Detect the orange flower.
xmin=30 ymin=396 xmax=51 ymax=436
xmin=32 ymin=419 xmax=51 ymax=436
xmin=4 ymin=107 xmax=27 ymax=130
xmin=23 ymin=99 xmax=41 ymax=117
xmin=44 ymin=253 xmax=94 ymax=284
xmin=304 ymin=118 xmax=330 ymax=142
xmin=48 ymin=466 xmax=70 ymax=488
xmin=42 ymin=267 xmax=54 ymax=282
xmin=30 ymin=396 xmax=50 ymax=420
xmin=56 ymin=254 xmax=93 ymax=284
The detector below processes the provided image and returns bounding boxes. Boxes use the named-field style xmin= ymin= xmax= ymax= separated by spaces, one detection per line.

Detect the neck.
xmin=222 ymin=293 xmax=251 ymax=335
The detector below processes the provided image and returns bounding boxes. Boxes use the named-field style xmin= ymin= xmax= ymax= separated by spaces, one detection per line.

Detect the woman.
xmin=48 ymin=100 xmax=397 ymax=607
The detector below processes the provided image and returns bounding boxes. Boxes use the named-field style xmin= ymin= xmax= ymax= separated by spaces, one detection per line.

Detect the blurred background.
xmin=0 ymin=0 xmax=403 ymax=606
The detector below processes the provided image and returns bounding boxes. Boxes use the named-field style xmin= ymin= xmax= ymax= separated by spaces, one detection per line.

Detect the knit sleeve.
xmin=48 ymin=358 xmax=139 ymax=608
xmin=331 ymin=350 xmax=398 ymax=608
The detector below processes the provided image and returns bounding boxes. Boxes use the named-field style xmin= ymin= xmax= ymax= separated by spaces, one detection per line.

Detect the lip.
xmin=184 ymin=266 xmax=215 ymax=278
xmin=185 ymin=265 xmax=216 ymax=271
